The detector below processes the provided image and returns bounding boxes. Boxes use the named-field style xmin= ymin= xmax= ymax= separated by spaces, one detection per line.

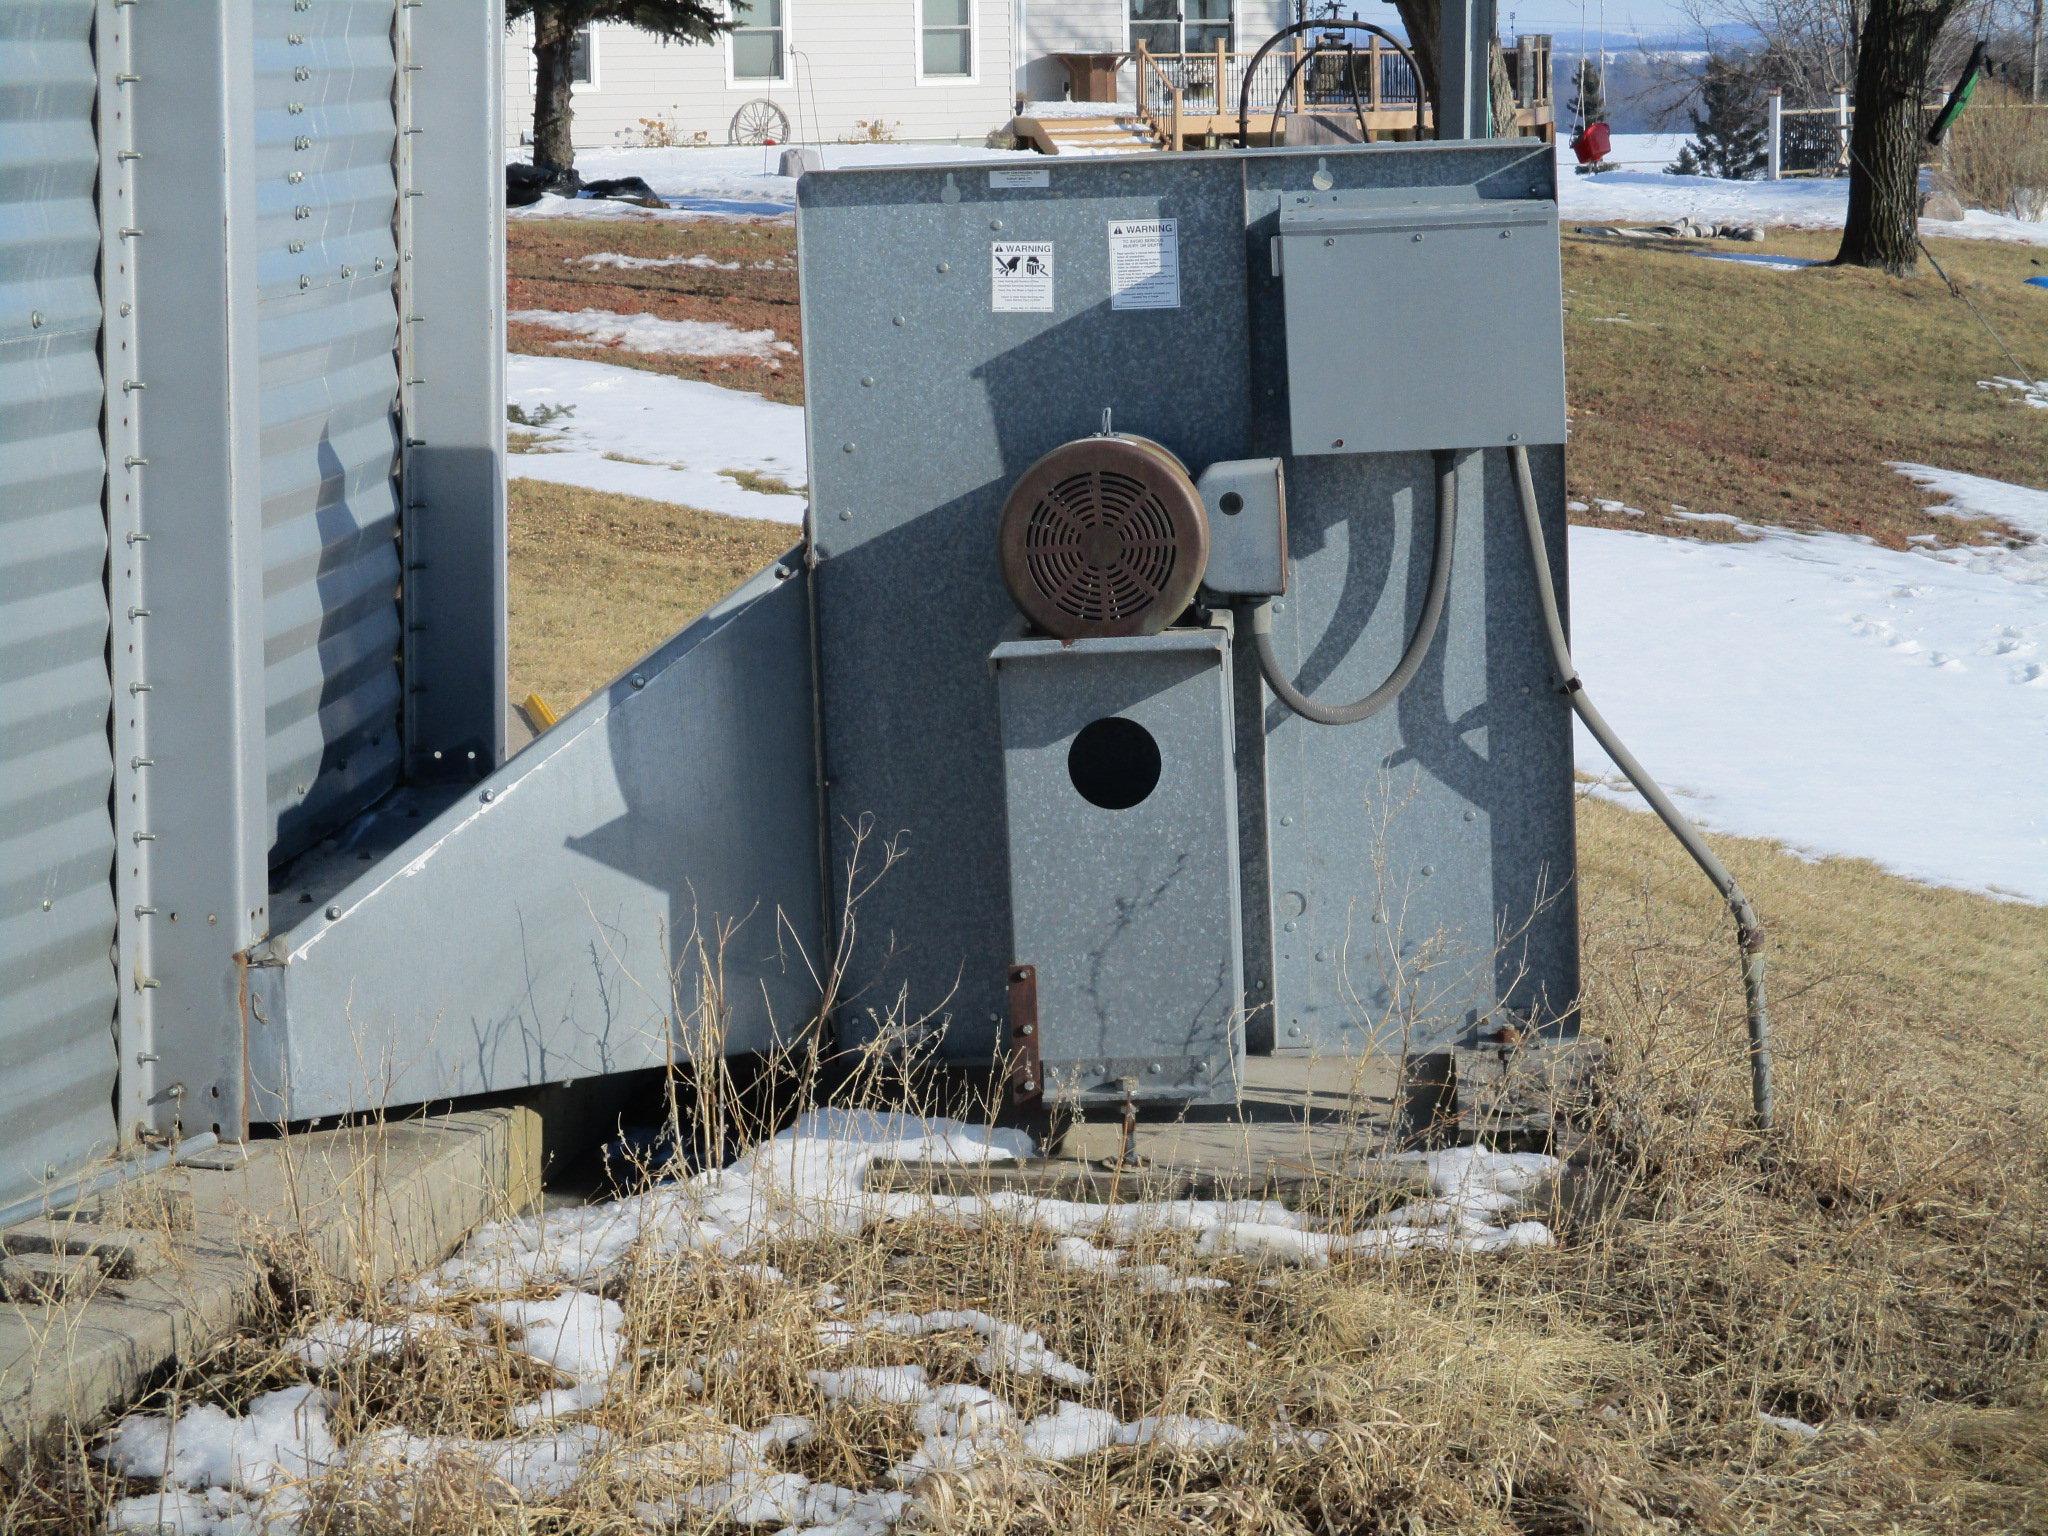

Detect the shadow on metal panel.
xmin=247 ymin=558 xmax=824 ymax=1123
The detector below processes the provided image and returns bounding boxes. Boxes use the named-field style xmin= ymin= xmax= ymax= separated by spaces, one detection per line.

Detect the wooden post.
xmin=1517 ymin=35 xmax=1534 ymax=107
xmin=1171 ymin=83 xmax=1183 ymax=150
xmin=1136 ymin=42 xmax=1152 ymax=128
xmin=1216 ymin=37 xmax=1228 ymax=118
xmin=1369 ymin=37 xmax=1383 ymax=111
xmin=1291 ymin=32 xmax=1306 ymax=115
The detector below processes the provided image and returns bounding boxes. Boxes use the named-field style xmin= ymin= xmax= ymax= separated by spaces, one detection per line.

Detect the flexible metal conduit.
xmin=1245 ymin=449 xmax=1458 ymax=727
xmin=1508 ymin=444 xmax=1774 ymax=1131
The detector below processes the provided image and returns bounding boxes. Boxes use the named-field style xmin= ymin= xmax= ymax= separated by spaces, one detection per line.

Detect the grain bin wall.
xmin=0 ymin=0 xmax=505 ymax=1212
xmin=0 ymin=1 xmax=121 ymax=1211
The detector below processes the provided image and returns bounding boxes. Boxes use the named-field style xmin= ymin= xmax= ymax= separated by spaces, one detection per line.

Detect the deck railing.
xmin=1133 ymin=34 xmax=1553 ymax=147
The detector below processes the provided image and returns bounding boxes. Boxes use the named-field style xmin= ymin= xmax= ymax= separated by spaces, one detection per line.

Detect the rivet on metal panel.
xmin=890 ymin=315 xmax=905 ymax=327
xmin=298 ymin=276 xmax=310 ymax=291
xmin=124 ymin=456 xmax=147 ymax=468
xmin=325 ymin=907 xmax=342 ymax=921
xmin=288 ymin=171 xmax=304 ymax=184
xmin=860 ymin=376 xmax=874 ymax=388
xmin=842 ymin=442 xmax=856 ymax=453
xmin=936 ymin=261 xmax=950 ymax=274
xmin=837 ymin=511 xmax=852 ymax=522
xmin=128 ymin=682 xmax=152 ymax=694
xmin=1463 ymin=808 xmax=1477 ymax=822
xmin=122 ymin=379 xmax=144 ymax=392
xmin=989 ymin=220 xmax=1003 ymax=231
xmin=294 ymin=67 xmax=310 ymax=82
xmin=1421 ymin=864 xmax=1435 ymax=876
xmin=630 ymin=673 xmax=647 ymax=689
xmin=28 ymin=311 xmax=42 ymax=328
xmin=481 ymin=789 xmax=496 ymax=804
xmin=1282 ymin=920 xmax=1296 ymax=933
xmin=118 ymin=150 xmax=141 ymax=163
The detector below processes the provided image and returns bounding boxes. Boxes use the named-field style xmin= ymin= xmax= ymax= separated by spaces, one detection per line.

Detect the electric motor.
xmin=997 ymin=434 xmax=1209 ymax=641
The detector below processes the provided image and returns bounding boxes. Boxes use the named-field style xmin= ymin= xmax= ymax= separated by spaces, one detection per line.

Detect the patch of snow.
xmin=1558 ymin=135 xmax=2048 ymax=247
xmin=1760 ymin=1411 xmax=1822 ymax=1438
xmin=1976 ymin=376 xmax=2048 ymax=409
xmin=1019 ymin=1401 xmax=1125 ymax=1460
xmin=100 ymin=1387 xmax=334 ymax=1494
xmin=866 ymin=1308 xmax=1092 ymax=1387
xmin=1570 ymin=489 xmax=2048 ymax=902
xmin=506 ymin=353 xmax=807 ymax=524
xmin=510 ymin=307 xmax=793 ymax=360
xmin=579 ymin=250 xmax=743 ymax=271
xmin=511 ymin=144 xmax=1047 ymax=224
xmin=286 ymin=1315 xmax=432 ymax=1369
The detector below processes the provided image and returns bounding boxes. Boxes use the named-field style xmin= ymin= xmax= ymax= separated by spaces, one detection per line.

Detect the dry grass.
xmin=508 ymin=217 xmax=803 ymax=404
xmin=6 ymin=795 xmax=2042 ymax=1535
xmin=1936 ymin=94 xmax=2048 ymax=222
xmin=507 ymin=478 xmax=793 ymax=712
xmin=1563 ymin=228 xmax=2048 ymax=548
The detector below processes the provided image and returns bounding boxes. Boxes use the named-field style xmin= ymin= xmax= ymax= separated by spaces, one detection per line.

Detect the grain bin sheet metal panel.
xmin=0 ymin=1 xmax=120 ymax=1206
xmin=255 ymin=0 xmax=406 ymax=861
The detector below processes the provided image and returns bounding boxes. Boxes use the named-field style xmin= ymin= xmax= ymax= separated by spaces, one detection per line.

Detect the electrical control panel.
xmin=1278 ymin=188 xmax=1567 ymax=456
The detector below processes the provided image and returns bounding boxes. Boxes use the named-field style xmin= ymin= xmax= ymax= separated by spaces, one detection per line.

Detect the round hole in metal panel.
xmin=1068 ymin=717 xmax=1161 ymax=811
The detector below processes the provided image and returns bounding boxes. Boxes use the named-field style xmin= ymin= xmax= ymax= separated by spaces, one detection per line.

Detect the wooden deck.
xmin=1014 ymin=35 xmax=1556 ymax=155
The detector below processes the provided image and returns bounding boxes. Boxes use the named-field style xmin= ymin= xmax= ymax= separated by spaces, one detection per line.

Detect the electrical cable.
xmin=1243 ymin=449 xmax=1457 ymax=726
xmin=1506 ymin=444 xmax=1775 ymax=1131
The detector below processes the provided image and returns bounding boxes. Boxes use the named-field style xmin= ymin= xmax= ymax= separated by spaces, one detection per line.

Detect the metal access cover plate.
xmin=993 ymin=628 xmax=1243 ymax=1106
xmin=1279 ymin=190 xmax=1566 ymax=455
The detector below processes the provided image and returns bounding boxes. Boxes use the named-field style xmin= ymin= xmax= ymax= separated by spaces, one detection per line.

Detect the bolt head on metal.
xmin=325 ymin=905 xmax=342 ymax=920
xmin=481 ymin=788 xmax=495 ymax=802
xmin=630 ymin=672 xmax=646 ymax=689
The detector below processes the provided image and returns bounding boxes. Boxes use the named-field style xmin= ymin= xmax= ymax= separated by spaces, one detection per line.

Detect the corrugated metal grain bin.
xmin=0 ymin=0 xmax=505 ymax=1214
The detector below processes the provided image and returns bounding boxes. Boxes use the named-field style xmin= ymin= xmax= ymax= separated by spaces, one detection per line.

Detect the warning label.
xmin=992 ymin=241 xmax=1055 ymax=313
xmin=1108 ymin=218 xmax=1181 ymax=311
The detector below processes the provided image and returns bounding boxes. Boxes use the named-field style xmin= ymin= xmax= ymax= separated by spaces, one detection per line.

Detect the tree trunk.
xmin=1390 ymin=0 xmax=1442 ymax=130
xmin=1835 ymin=0 xmax=1956 ymax=273
xmin=532 ymin=11 xmax=578 ymax=177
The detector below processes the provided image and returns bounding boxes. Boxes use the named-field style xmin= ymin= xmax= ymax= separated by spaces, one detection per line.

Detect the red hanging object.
xmin=1571 ymin=121 xmax=1611 ymax=165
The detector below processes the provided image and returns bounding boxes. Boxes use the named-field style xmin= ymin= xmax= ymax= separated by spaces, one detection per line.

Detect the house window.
xmin=569 ymin=28 xmax=595 ymax=86
xmin=731 ymin=0 xmax=787 ymax=82
xmin=1129 ymin=0 xmax=1231 ymax=56
xmin=921 ymin=0 xmax=974 ymax=79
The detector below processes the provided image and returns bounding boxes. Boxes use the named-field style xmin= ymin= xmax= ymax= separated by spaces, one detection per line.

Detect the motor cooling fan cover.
xmin=997 ymin=435 xmax=1210 ymax=640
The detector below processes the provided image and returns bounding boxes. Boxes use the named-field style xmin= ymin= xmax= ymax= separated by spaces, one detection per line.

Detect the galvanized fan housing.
xmin=997 ymin=435 xmax=1209 ymax=640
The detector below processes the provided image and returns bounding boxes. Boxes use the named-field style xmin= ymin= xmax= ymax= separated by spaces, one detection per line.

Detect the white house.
xmin=503 ymin=1 xmax=1306 ymax=150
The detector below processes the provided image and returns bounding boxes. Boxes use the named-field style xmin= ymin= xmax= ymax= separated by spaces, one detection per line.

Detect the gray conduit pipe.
xmin=1509 ymin=444 xmax=1774 ymax=1132
xmin=1245 ymin=449 xmax=1458 ymax=727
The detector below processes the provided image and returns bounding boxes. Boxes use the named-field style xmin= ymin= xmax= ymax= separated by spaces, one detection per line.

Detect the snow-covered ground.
xmin=1556 ymin=135 xmax=2048 ymax=247
xmin=1572 ymin=468 xmax=2048 ymax=903
xmin=512 ymin=138 xmax=2048 ymax=248
xmin=97 ymin=1115 xmax=1558 ymax=1534
xmin=508 ymin=353 xmax=807 ymax=524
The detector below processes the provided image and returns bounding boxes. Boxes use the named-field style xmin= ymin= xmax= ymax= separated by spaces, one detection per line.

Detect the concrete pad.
xmin=0 ymin=1107 xmax=538 ymax=1469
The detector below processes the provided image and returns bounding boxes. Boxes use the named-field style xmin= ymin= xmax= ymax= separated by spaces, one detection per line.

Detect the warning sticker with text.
xmin=992 ymin=241 xmax=1055 ymax=313
xmin=1108 ymin=218 xmax=1180 ymax=311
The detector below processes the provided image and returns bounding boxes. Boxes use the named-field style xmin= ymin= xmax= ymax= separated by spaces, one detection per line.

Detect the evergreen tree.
xmin=1569 ymin=58 xmax=1606 ymax=124
xmin=511 ymin=2 xmax=725 ymax=177
xmin=1668 ymin=54 xmax=1771 ymax=179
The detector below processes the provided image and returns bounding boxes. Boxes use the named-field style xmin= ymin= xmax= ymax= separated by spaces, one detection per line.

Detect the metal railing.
xmin=1133 ymin=35 xmax=1552 ymax=148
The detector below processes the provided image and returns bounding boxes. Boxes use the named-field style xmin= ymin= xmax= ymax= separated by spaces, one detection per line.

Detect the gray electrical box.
xmin=1279 ymin=189 xmax=1567 ymax=456
xmin=1197 ymin=457 xmax=1289 ymax=597
xmin=993 ymin=628 xmax=1244 ymax=1106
